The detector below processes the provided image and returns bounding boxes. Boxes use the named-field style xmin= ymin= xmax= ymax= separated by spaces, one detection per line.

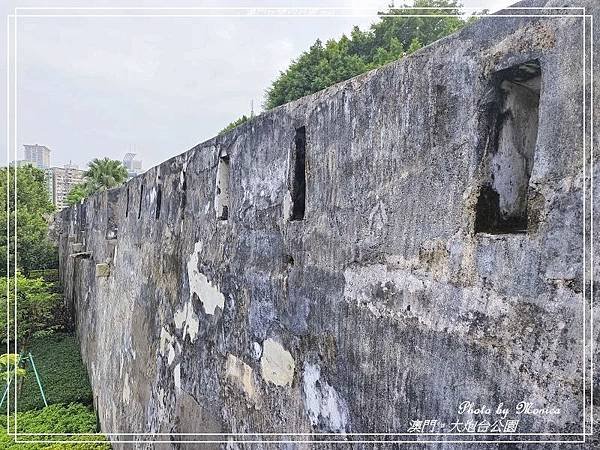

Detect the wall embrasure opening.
xmin=215 ymin=154 xmax=230 ymax=221
xmin=137 ymin=184 xmax=144 ymax=220
xmin=290 ymin=126 xmax=306 ymax=221
xmin=475 ymin=60 xmax=541 ymax=234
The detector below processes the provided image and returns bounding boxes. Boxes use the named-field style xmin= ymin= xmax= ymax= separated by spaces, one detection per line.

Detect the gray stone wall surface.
xmin=55 ymin=0 xmax=599 ymax=448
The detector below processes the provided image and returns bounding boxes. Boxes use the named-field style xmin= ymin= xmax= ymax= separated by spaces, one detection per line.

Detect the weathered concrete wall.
xmin=56 ymin=1 xmax=599 ymax=448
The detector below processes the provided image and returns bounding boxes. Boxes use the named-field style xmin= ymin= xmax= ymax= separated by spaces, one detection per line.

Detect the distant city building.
xmin=123 ymin=152 xmax=143 ymax=178
xmin=10 ymin=160 xmax=30 ymax=167
xmin=45 ymin=162 xmax=85 ymax=210
xmin=22 ymin=144 xmax=51 ymax=169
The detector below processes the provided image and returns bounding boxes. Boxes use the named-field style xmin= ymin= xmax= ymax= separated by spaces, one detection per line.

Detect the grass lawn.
xmin=0 ymin=333 xmax=109 ymax=448
xmin=17 ymin=332 xmax=94 ymax=412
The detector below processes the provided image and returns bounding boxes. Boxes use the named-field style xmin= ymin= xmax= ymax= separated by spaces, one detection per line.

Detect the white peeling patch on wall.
xmin=179 ymin=160 xmax=188 ymax=189
xmin=168 ymin=345 xmax=177 ymax=365
xmin=187 ymin=241 xmax=225 ymax=315
xmin=282 ymin=190 xmax=292 ymax=221
xmin=160 ymin=327 xmax=174 ymax=355
xmin=225 ymin=353 xmax=258 ymax=403
xmin=174 ymin=300 xmax=200 ymax=343
xmin=122 ymin=372 xmax=131 ymax=404
xmin=302 ymin=362 xmax=349 ymax=433
xmin=159 ymin=328 xmax=180 ymax=365
xmin=174 ymin=363 xmax=181 ymax=391
xmin=260 ymin=338 xmax=295 ymax=387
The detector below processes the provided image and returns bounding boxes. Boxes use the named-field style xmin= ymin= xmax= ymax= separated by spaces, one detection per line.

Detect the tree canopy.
xmin=265 ymin=0 xmax=466 ymax=109
xmin=0 ymin=165 xmax=57 ymax=276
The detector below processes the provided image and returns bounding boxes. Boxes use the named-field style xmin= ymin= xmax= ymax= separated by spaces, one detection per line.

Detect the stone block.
xmin=95 ymin=263 xmax=110 ymax=278
xmin=71 ymin=243 xmax=84 ymax=253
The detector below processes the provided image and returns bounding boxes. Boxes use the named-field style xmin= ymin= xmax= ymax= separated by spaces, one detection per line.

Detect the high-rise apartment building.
xmin=46 ymin=162 xmax=85 ymax=210
xmin=22 ymin=144 xmax=51 ymax=169
xmin=123 ymin=152 xmax=143 ymax=179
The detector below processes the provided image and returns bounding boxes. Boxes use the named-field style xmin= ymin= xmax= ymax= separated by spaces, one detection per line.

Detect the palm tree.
xmin=84 ymin=158 xmax=128 ymax=192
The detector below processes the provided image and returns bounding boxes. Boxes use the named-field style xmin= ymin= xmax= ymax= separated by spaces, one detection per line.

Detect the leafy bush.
xmin=27 ymin=270 xmax=59 ymax=284
xmin=219 ymin=114 xmax=250 ymax=134
xmin=0 ymin=403 xmax=110 ymax=449
xmin=66 ymin=183 xmax=90 ymax=207
xmin=0 ymin=353 xmax=27 ymax=382
xmin=0 ymin=274 xmax=63 ymax=345
xmin=17 ymin=333 xmax=93 ymax=412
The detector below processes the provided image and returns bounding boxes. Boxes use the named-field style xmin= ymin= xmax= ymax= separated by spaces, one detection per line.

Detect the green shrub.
xmin=0 ymin=274 xmax=63 ymax=345
xmin=0 ymin=403 xmax=110 ymax=449
xmin=27 ymin=270 xmax=59 ymax=284
xmin=219 ymin=114 xmax=250 ymax=134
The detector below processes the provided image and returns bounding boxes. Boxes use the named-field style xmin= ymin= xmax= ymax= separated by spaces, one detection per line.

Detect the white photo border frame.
xmin=5 ymin=5 xmax=595 ymax=446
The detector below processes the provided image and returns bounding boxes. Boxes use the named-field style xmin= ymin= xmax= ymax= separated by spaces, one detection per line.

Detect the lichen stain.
xmin=302 ymin=362 xmax=349 ymax=432
xmin=187 ymin=241 xmax=225 ymax=315
xmin=260 ymin=338 xmax=295 ymax=387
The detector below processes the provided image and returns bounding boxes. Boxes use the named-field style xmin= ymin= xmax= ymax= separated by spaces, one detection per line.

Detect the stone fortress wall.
xmin=56 ymin=1 xmax=599 ymax=448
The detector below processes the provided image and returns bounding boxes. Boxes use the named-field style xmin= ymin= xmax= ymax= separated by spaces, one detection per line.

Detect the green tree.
xmin=265 ymin=39 xmax=329 ymax=110
xmin=371 ymin=37 xmax=405 ymax=66
xmin=313 ymin=36 xmax=369 ymax=89
xmin=264 ymin=0 xmax=467 ymax=109
xmin=65 ymin=183 xmax=90 ymax=206
xmin=83 ymin=158 xmax=128 ymax=193
xmin=0 ymin=165 xmax=57 ymax=276
xmin=369 ymin=1 xmax=463 ymax=55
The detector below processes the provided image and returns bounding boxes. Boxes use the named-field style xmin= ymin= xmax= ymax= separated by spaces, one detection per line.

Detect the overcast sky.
xmin=1 ymin=0 xmax=513 ymax=170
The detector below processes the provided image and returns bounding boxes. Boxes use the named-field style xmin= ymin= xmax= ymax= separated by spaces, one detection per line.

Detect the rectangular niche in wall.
xmin=475 ymin=60 xmax=541 ymax=234
xmin=289 ymin=126 xmax=306 ymax=221
xmin=215 ymin=153 xmax=230 ymax=221
xmin=155 ymin=185 xmax=162 ymax=219
xmin=137 ymin=184 xmax=144 ymax=220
